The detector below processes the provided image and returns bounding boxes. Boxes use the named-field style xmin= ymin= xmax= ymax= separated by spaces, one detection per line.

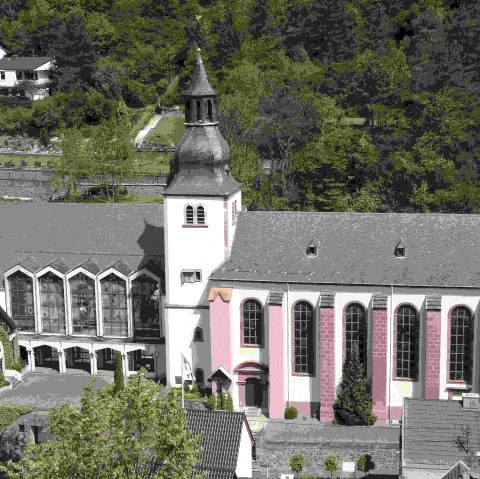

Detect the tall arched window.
xmin=9 ymin=272 xmax=35 ymax=332
xmin=293 ymin=301 xmax=314 ymax=374
xmin=39 ymin=273 xmax=65 ymax=334
xmin=450 ymin=306 xmax=473 ymax=383
xmin=195 ymin=368 xmax=204 ymax=384
xmin=185 ymin=205 xmax=194 ymax=224
xmin=70 ymin=273 xmax=96 ymax=335
xmin=101 ymin=274 xmax=128 ymax=336
xmin=242 ymin=300 xmax=263 ymax=345
xmin=132 ymin=274 xmax=159 ymax=338
xmin=396 ymin=305 xmax=419 ymax=380
xmin=345 ymin=303 xmax=367 ymax=368
xmin=196 ymin=206 xmax=205 ymax=224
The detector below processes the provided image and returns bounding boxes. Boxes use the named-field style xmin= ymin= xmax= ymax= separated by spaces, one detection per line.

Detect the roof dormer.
xmin=395 ymin=239 xmax=406 ymax=258
xmin=306 ymin=238 xmax=318 ymax=256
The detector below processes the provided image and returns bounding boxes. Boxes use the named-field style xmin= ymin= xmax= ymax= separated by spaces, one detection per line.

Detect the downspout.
xmin=389 ymin=285 xmax=394 ymax=424
xmin=287 ymin=282 xmax=290 ymax=405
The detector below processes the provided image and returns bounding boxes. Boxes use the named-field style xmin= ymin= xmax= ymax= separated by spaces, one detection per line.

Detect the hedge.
xmin=0 ymin=403 xmax=35 ymax=430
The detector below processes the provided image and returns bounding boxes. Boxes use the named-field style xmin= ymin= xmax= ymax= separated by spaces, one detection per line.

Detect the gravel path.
xmin=134 ymin=114 xmax=163 ymax=148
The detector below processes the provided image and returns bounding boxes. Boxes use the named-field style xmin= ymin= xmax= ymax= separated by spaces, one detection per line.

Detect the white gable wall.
xmin=235 ymin=421 xmax=253 ymax=478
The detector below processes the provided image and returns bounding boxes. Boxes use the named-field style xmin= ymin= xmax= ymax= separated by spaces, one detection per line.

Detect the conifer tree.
xmin=333 ymin=344 xmax=377 ymax=426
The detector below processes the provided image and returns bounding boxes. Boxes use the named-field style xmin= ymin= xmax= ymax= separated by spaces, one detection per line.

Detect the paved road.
xmin=0 ymin=372 xmax=112 ymax=410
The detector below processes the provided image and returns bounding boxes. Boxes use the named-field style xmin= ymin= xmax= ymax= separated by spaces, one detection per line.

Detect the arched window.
xmin=9 ymin=272 xmax=35 ymax=332
xmin=185 ymin=205 xmax=194 ymax=224
xmin=70 ymin=273 xmax=96 ymax=335
xmin=396 ymin=305 xmax=419 ymax=380
xmin=242 ymin=300 xmax=263 ymax=345
xmin=132 ymin=274 xmax=160 ymax=338
xmin=195 ymin=368 xmax=204 ymax=384
xmin=293 ymin=301 xmax=314 ymax=374
xmin=450 ymin=306 xmax=473 ymax=382
xmin=193 ymin=327 xmax=203 ymax=342
xmin=101 ymin=274 xmax=128 ymax=337
xmin=39 ymin=273 xmax=65 ymax=334
xmin=345 ymin=303 xmax=367 ymax=368
xmin=196 ymin=206 xmax=205 ymax=224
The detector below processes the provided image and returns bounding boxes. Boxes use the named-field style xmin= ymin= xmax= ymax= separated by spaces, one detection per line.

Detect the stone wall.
xmin=0 ymin=168 xmax=167 ymax=201
xmin=254 ymin=420 xmax=400 ymax=477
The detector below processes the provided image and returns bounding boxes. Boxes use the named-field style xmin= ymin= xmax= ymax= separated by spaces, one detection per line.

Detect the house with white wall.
xmin=0 ymin=56 xmax=52 ymax=99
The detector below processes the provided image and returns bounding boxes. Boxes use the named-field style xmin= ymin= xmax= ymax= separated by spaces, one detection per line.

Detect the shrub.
xmin=323 ymin=454 xmax=339 ymax=479
xmin=357 ymin=453 xmax=374 ymax=476
xmin=284 ymin=406 xmax=298 ymax=419
xmin=19 ymin=158 xmax=28 ymax=167
xmin=206 ymin=392 xmax=218 ymax=411
xmin=190 ymin=384 xmax=201 ymax=396
xmin=46 ymin=160 xmax=54 ymax=168
xmin=113 ymin=352 xmax=124 ymax=395
xmin=288 ymin=452 xmax=306 ymax=479
xmin=3 ymin=160 xmax=14 ymax=168
xmin=34 ymin=160 xmax=42 ymax=168
xmin=0 ymin=372 xmax=10 ymax=388
xmin=222 ymin=393 xmax=234 ymax=412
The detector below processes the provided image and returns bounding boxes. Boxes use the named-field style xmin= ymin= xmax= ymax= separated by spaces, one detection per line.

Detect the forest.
xmin=0 ymin=0 xmax=479 ymax=212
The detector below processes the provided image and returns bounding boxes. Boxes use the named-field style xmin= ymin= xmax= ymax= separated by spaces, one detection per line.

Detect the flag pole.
xmin=181 ymin=353 xmax=184 ymax=409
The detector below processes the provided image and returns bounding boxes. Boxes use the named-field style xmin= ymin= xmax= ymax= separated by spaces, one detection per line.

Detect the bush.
xmin=19 ymin=158 xmax=28 ymax=167
xmin=0 ymin=372 xmax=10 ymax=388
xmin=113 ymin=352 xmax=124 ymax=395
xmin=222 ymin=393 xmax=234 ymax=412
xmin=357 ymin=453 xmax=374 ymax=475
xmin=34 ymin=160 xmax=42 ymax=168
xmin=288 ymin=452 xmax=306 ymax=478
xmin=284 ymin=406 xmax=298 ymax=420
xmin=206 ymin=392 xmax=219 ymax=411
xmin=3 ymin=160 xmax=14 ymax=168
xmin=323 ymin=454 xmax=339 ymax=479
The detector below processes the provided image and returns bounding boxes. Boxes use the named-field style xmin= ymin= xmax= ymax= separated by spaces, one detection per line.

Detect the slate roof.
xmin=0 ymin=203 xmax=164 ymax=281
xmin=212 ymin=211 xmax=480 ymax=287
xmin=0 ymin=305 xmax=16 ymax=334
xmin=185 ymin=409 xmax=253 ymax=479
xmin=185 ymin=51 xmax=217 ymax=97
xmin=403 ymin=398 xmax=480 ymax=468
xmin=0 ymin=56 xmax=51 ymax=70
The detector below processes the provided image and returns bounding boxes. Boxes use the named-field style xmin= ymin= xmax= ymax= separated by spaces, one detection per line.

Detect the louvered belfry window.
xmin=450 ymin=306 xmax=473 ymax=383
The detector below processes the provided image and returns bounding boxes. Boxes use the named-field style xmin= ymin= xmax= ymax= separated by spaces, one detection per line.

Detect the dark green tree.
xmin=333 ymin=344 xmax=377 ymax=426
xmin=113 ymin=351 xmax=124 ymax=395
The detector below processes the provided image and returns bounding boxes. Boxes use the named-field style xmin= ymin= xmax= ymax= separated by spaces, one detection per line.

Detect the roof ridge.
xmin=242 ymin=210 xmax=480 ymax=217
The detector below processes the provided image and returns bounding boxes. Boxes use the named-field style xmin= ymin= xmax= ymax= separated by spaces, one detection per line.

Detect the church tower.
xmin=163 ymin=50 xmax=241 ymax=386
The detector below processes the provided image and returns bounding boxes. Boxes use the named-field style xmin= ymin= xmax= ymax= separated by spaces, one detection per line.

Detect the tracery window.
xmin=396 ymin=305 xmax=419 ymax=380
xmin=9 ymin=272 xmax=35 ymax=332
xmin=70 ymin=273 xmax=96 ymax=335
xmin=293 ymin=301 xmax=314 ymax=374
xmin=39 ymin=273 xmax=65 ymax=334
xmin=242 ymin=300 xmax=263 ymax=345
xmin=132 ymin=274 xmax=160 ymax=338
xmin=450 ymin=306 xmax=473 ymax=383
xmin=345 ymin=303 xmax=367 ymax=369
xmin=101 ymin=274 xmax=128 ymax=337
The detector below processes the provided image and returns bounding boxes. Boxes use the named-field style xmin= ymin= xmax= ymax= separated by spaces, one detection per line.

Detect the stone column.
xmin=122 ymin=352 xmax=128 ymax=377
xmin=319 ymin=292 xmax=336 ymax=423
xmin=267 ymin=291 xmax=285 ymax=419
xmin=58 ymin=349 xmax=66 ymax=374
xmin=425 ymin=295 xmax=442 ymax=399
xmin=90 ymin=350 xmax=98 ymax=375
xmin=372 ymin=293 xmax=388 ymax=423
xmin=27 ymin=348 xmax=35 ymax=372
xmin=209 ymin=288 xmax=233 ymax=374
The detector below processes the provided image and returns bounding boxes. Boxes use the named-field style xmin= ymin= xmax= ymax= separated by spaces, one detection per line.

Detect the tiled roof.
xmin=212 ymin=211 xmax=480 ymax=287
xmin=0 ymin=305 xmax=17 ymax=334
xmin=185 ymin=409 xmax=253 ymax=478
xmin=403 ymin=398 xmax=480 ymax=467
xmin=0 ymin=56 xmax=51 ymax=70
xmin=0 ymin=203 xmax=164 ymax=279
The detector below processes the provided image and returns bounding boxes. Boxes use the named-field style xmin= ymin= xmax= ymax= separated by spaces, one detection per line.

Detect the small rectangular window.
xmin=195 ymin=271 xmax=201 ymax=282
xmin=181 ymin=270 xmax=202 ymax=284
xmin=0 ymin=71 xmax=4 ymax=80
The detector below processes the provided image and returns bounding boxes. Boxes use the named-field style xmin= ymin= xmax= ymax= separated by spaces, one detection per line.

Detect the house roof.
xmin=0 ymin=56 xmax=52 ymax=70
xmin=403 ymin=398 xmax=480 ymax=468
xmin=185 ymin=409 xmax=253 ymax=478
xmin=0 ymin=203 xmax=164 ymax=281
xmin=0 ymin=305 xmax=17 ymax=334
xmin=211 ymin=211 xmax=480 ymax=288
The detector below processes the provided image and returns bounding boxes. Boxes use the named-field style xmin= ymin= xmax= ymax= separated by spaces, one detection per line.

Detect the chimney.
xmin=462 ymin=393 xmax=480 ymax=409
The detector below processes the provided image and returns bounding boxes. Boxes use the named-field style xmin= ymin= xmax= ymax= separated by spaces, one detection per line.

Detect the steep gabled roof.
xmin=211 ymin=211 xmax=480 ymax=287
xmin=0 ymin=56 xmax=52 ymax=70
xmin=185 ymin=409 xmax=253 ymax=478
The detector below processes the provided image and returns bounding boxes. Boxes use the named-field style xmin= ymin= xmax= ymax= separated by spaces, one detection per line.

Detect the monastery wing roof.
xmin=211 ymin=211 xmax=480 ymax=287
xmin=0 ymin=203 xmax=164 ymax=277
xmin=403 ymin=398 xmax=480 ymax=467
xmin=0 ymin=56 xmax=52 ymax=70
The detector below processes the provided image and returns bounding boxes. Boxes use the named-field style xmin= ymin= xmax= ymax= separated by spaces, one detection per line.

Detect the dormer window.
xmin=395 ymin=240 xmax=406 ymax=257
xmin=307 ymin=239 xmax=318 ymax=256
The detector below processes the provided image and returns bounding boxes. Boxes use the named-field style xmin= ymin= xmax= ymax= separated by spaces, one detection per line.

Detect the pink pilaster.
xmin=209 ymin=288 xmax=233 ymax=374
xmin=425 ymin=295 xmax=442 ymax=399
xmin=268 ymin=291 xmax=285 ymax=419
xmin=319 ymin=292 xmax=335 ymax=423
xmin=372 ymin=293 xmax=388 ymax=423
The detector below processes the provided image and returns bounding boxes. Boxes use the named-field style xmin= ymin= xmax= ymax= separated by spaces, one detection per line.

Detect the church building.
xmin=1 ymin=52 xmax=480 ymax=423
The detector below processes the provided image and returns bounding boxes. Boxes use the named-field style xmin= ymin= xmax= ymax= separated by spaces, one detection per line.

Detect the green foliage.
xmin=0 ymin=373 xmax=10 ymax=388
xmin=323 ymin=454 xmax=339 ymax=478
xmin=284 ymin=406 xmax=298 ymax=419
xmin=0 ymin=371 xmax=203 ymax=479
xmin=222 ymin=393 xmax=234 ymax=412
xmin=288 ymin=452 xmax=306 ymax=478
xmin=205 ymin=392 xmax=233 ymax=411
xmin=333 ymin=346 xmax=377 ymax=426
xmin=113 ymin=352 xmax=124 ymax=395
xmin=206 ymin=392 xmax=219 ymax=411
xmin=0 ymin=326 xmax=22 ymax=371
xmin=146 ymin=115 xmax=184 ymax=146
xmin=357 ymin=452 xmax=369 ymax=473
xmin=0 ymin=403 xmax=35 ymax=431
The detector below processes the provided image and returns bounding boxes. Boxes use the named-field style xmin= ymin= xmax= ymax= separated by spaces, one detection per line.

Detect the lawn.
xmin=0 ymin=151 xmax=172 ymax=176
xmin=0 ymin=403 xmax=36 ymax=430
xmin=145 ymin=114 xmax=185 ymax=145
xmin=76 ymin=193 xmax=164 ymax=204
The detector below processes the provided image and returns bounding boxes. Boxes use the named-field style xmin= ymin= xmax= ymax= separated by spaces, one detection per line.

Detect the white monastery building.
xmin=0 ymin=53 xmax=479 ymax=423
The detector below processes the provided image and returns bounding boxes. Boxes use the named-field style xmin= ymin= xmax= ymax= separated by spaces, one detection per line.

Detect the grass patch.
xmin=342 ymin=117 xmax=366 ymax=126
xmin=0 ymin=403 xmax=36 ymax=430
xmin=145 ymin=115 xmax=184 ymax=145
xmin=0 ymin=196 xmax=21 ymax=202
xmin=72 ymin=193 xmax=164 ymax=204
xmin=0 ymin=153 xmax=57 ymax=167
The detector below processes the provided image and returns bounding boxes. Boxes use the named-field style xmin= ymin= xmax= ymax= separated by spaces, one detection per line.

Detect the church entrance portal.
xmin=245 ymin=377 xmax=263 ymax=409
xmin=34 ymin=345 xmax=59 ymax=372
xmin=66 ymin=347 xmax=90 ymax=372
